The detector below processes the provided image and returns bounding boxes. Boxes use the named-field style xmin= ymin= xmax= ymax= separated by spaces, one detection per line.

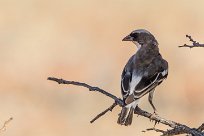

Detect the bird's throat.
xmin=133 ymin=41 xmax=141 ymax=51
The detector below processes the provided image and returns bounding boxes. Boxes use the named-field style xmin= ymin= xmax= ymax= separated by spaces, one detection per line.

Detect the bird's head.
xmin=122 ymin=29 xmax=158 ymax=48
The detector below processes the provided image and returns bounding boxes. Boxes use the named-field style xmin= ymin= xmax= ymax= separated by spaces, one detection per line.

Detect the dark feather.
xmin=120 ymin=55 xmax=135 ymax=100
xmin=133 ymin=56 xmax=168 ymax=99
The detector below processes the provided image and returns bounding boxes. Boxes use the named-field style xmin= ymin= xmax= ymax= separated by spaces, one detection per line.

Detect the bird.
xmin=117 ymin=29 xmax=168 ymax=126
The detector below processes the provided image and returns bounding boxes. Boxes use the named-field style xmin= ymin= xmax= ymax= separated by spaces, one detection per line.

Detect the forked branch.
xmin=48 ymin=77 xmax=204 ymax=136
xmin=179 ymin=35 xmax=204 ymax=48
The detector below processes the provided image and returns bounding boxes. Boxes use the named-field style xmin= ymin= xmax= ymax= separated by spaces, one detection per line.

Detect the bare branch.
xmin=48 ymin=77 xmax=204 ymax=136
xmin=163 ymin=127 xmax=191 ymax=136
xmin=179 ymin=35 xmax=204 ymax=48
xmin=134 ymin=107 xmax=203 ymax=136
xmin=47 ymin=77 xmax=124 ymax=106
xmin=0 ymin=117 xmax=13 ymax=133
xmin=142 ymin=127 xmax=166 ymax=134
xmin=134 ymin=106 xmax=177 ymax=128
xmin=90 ymin=102 xmax=117 ymax=123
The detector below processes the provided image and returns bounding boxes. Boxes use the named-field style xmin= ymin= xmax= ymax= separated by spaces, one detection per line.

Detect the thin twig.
xmin=142 ymin=127 xmax=166 ymax=134
xmin=48 ymin=77 xmax=204 ymax=136
xmin=47 ymin=77 xmax=124 ymax=106
xmin=90 ymin=102 xmax=117 ymax=123
xmin=179 ymin=35 xmax=204 ymax=48
xmin=0 ymin=117 xmax=13 ymax=132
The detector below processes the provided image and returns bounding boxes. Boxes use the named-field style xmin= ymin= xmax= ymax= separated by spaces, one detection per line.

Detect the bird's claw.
xmin=149 ymin=111 xmax=158 ymax=122
xmin=149 ymin=111 xmax=160 ymax=127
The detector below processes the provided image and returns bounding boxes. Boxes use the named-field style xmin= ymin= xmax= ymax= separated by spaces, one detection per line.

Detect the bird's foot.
xmin=149 ymin=111 xmax=158 ymax=122
xmin=149 ymin=111 xmax=160 ymax=127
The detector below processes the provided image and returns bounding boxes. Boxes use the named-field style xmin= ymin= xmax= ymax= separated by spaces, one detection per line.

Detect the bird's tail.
xmin=117 ymin=107 xmax=134 ymax=126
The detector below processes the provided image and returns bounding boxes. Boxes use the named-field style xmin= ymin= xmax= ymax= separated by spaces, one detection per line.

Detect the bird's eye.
xmin=130 ymin=33 xmax=138 ymax=39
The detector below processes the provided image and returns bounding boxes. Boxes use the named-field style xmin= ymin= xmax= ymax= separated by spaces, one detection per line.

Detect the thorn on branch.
xmin=179 ymin=35 xmax=204 ymax=48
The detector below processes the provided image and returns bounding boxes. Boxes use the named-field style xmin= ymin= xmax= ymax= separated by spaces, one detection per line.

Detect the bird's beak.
xmin=122 ymin=35 xmax=133 ymax=41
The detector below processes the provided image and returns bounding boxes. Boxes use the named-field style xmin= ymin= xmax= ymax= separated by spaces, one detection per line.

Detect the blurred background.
xmin=0 ymin=0 xmax=204 ymax=135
